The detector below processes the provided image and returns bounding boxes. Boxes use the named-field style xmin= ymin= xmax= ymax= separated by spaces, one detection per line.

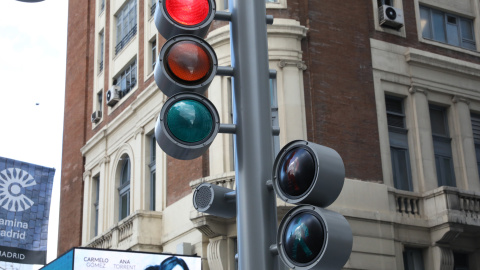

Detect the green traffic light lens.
xmin=166 ymin=99 xmax=213 ymax=143
xmin=278 ymin=147 xmax=316 ymax=198
xmin=283 ymin=211 xmax=324 ymax=264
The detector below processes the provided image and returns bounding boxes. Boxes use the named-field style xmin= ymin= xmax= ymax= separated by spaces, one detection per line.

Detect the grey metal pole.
xmin=229 ymin=0 xmax=278 ymax=269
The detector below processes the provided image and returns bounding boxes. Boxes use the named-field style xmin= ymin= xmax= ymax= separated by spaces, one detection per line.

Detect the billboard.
xmin=42 ymin=248 xmax=202 ymax=270
xmin=0 ymin=156 xmax=55 ymax=265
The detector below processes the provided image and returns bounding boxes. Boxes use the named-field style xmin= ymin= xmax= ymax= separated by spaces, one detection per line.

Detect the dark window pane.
xmin=420 ymin=7 xmax=432 ymax=39
xmin=446 ymin=17 xmax=460 ymax=46
xmin=430 ymin=107 xmax=447 ymax=136
xmin=391 ymin=147 xmax=412 ymax=191
xmin=432 ymin=10 xmax=446 ymax=43
xmin=403 ymin=248 xmax=425 ymax=270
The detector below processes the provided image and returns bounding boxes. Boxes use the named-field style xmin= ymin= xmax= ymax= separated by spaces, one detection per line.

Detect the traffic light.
xmin=273 ymin=140 xmax=352 ymax=269
xmin=154 ymin=0 xmax=222 ymax=160
xmin=154 ymin=35 xmax=218 ymax=97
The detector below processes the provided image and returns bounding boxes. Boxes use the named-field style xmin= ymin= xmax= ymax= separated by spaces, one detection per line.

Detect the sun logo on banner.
xmin=0 ymin=168 xmax=37 ymax=212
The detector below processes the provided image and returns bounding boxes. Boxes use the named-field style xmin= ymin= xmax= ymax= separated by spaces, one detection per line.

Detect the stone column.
xmin=409 ymin=86 xmax=437 ymax=192
xmin=277 ymin=60 xmax=308 ymax=146
xmin=81 ymin=170 xmax=92 ymax=244
xmin=451 ymin=96 xmax=480 ymax=191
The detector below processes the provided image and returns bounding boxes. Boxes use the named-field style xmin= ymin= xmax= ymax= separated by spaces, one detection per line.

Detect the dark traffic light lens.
xmin=166 ymin=99 xmax=213 ymax=143
xmin=278 ymin=147 xmax=315 ymax=197
xmin=166 ymin=40 xmax=212 ymax=83
xmin=165 ymin=0 xmax=210 ymax=26
xmin=283 ymin=211 xmax=324 ymax=264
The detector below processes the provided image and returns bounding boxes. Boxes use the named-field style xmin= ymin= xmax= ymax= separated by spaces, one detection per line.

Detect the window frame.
xmin=429 ymin=104 xmax=456 ymax=187
xmin=149 ymin=134 xmax=156 ymax=211
xmin=386 ymin=95 xmax=413 ymax=191
xmin=118 ymin=156 xmax=131 ymax=221
xmin=92 ymin=174 xmax=100 ymax=238
xmin=419 ymin=5 xmax=477 ymax=51
xmin=115 ymin=0 xmax=138 ymax=55
xmin=114 ymin=59 xmax=137 ymax=98
xmin=403 ymin=247 xmax=425 ymax=270
xmin=99 ymin=30 xmax=104 ymax=73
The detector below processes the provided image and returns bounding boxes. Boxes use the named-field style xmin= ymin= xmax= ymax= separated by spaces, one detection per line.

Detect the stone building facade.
xmin=59 ymin=0 xmax=480 ymax=269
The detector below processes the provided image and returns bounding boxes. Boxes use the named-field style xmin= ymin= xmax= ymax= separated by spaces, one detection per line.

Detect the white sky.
xmin=0 ymin=0 xmax=68 ymax=268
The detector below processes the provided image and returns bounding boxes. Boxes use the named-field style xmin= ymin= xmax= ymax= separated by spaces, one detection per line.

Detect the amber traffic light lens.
xmin=278 ymin=147 xmax=316 ymax=198
xmin=165 ymin=0 xmax=210 ymax=26
xmin=166 ymin=40 xmax=212 ymax=83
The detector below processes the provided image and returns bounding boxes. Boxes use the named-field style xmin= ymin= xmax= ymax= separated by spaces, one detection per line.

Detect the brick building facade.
xmin=59 ymin=0 xmax=480 ymax=269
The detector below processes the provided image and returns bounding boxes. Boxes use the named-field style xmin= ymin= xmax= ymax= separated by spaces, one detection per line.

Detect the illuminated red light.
xmin=166 ymin=40 xmax=212 ymax=82
xmin=165 ymin=0 xmax=210 ymax=26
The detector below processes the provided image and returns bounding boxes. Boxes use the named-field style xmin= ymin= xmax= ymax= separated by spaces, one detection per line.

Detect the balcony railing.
xmin=85 ymin=210 xmax=162 ymax=250
xmin=115 ymin=26 xmax=137 ymax=55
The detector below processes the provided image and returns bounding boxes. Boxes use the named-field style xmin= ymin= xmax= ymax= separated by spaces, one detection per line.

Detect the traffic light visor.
xmin=166 ymin=40 xmax=212 ymax=83
xmin=166 ymin=99 xmax=214 ymax=143
xmin=165 ymin=0 xmax=210 ymax=26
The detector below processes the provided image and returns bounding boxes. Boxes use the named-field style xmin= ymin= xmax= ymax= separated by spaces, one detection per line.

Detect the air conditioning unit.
xmin=91 ymin=111 xmax=102 ymax=124
xmin=106 ymin=85 xmax=120 ymax=107
xmin=379 ymin=5 xmax=404 ymax=30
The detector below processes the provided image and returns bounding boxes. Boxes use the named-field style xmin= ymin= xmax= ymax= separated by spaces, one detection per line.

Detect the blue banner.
xmin=0 ymin=156 xmax=55 ymax=265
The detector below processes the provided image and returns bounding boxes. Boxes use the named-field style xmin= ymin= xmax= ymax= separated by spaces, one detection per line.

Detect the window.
xmin=149 ymin=134 xmax=156 ymax=211
xmin=151 ymin=39 xmax=157 ymax=73
xmin=471 ymin=113 xmax=480 ymax=181
xmin=403 ymin=248 xmax=425 ymax=270
xmin=99 ymin=0 xmax=105 ymax=14
xmin=386 ymin=96 xmax=413 ymax=191
xmin=99 ymin=31 xmax=104 ymax=72
xmin=377 ymin=0 xmax=393 ymax=6
xmin=119 ymin=155 xmax=131 ymax=221
xmin=92 ymin=174 xmax=100 ymax=237
xmin=97 ymin=90 xmax=103 ymax=113
xmin=151 ymin=0 xmax=156 ymax=17
xmin=116 ymin=0 xmax=137 ymax=55
xmin=429 ymin=105 xmax=456 ymax=187
xmin=453 ymin=252 xmax=469 ymax=270
xmin=114 ymin=59 xmax=137 ymax=98
xmin=420 ymin=5 xmax=476 ymax=50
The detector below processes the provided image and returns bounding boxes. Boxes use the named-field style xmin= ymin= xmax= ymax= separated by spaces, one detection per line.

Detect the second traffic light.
xmin=272 ymin=140 xmax=353 ymax=269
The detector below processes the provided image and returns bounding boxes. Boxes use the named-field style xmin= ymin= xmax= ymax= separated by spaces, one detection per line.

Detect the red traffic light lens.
xmin=166 ymin=40 xmax=212 ymax=83
xmin=165 ymin=0 xmax=210 ymax=26
xmin=283 ymin=211 xmax=324 ymax=264
xmin=278 ymin=147 xmax=315 ymax=198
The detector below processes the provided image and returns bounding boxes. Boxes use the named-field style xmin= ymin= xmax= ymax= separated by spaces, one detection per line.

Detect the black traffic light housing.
xmin=273 ymin=140 xmax=353 ymax=269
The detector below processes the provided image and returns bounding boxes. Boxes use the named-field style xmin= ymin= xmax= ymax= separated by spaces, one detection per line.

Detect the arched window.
xmin=119 ymin=155 xmax=131 ymax=220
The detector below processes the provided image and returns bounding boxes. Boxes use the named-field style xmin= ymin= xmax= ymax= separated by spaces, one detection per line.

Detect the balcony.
xmin=85 ymin=210 xmax=163 ymax=251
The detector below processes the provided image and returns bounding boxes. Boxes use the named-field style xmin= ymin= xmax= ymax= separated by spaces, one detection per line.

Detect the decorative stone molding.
xmin=452 ymin=95 xmax=470 ymax=105
xmin=439 ymin=247 xmax=454 ymax=270
xmin=207 ymin=236 xmax=228 ymax=270
xmin=134 ymin=127 xmax=145 ymax=139
xmin=408 ymin=85 xmax=428 ymax=96
xmin=437 ymin=228 xmax=463 ymax=245
xmin=278 ymin=60 xmax=307 ymax=70
xmin=97 ymin=156 xmax=110 ymax=167
xmin=190 ymin=212 xmax=229 ymax=238
xmin=83 ymin=170 xmax=92 ymax=181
